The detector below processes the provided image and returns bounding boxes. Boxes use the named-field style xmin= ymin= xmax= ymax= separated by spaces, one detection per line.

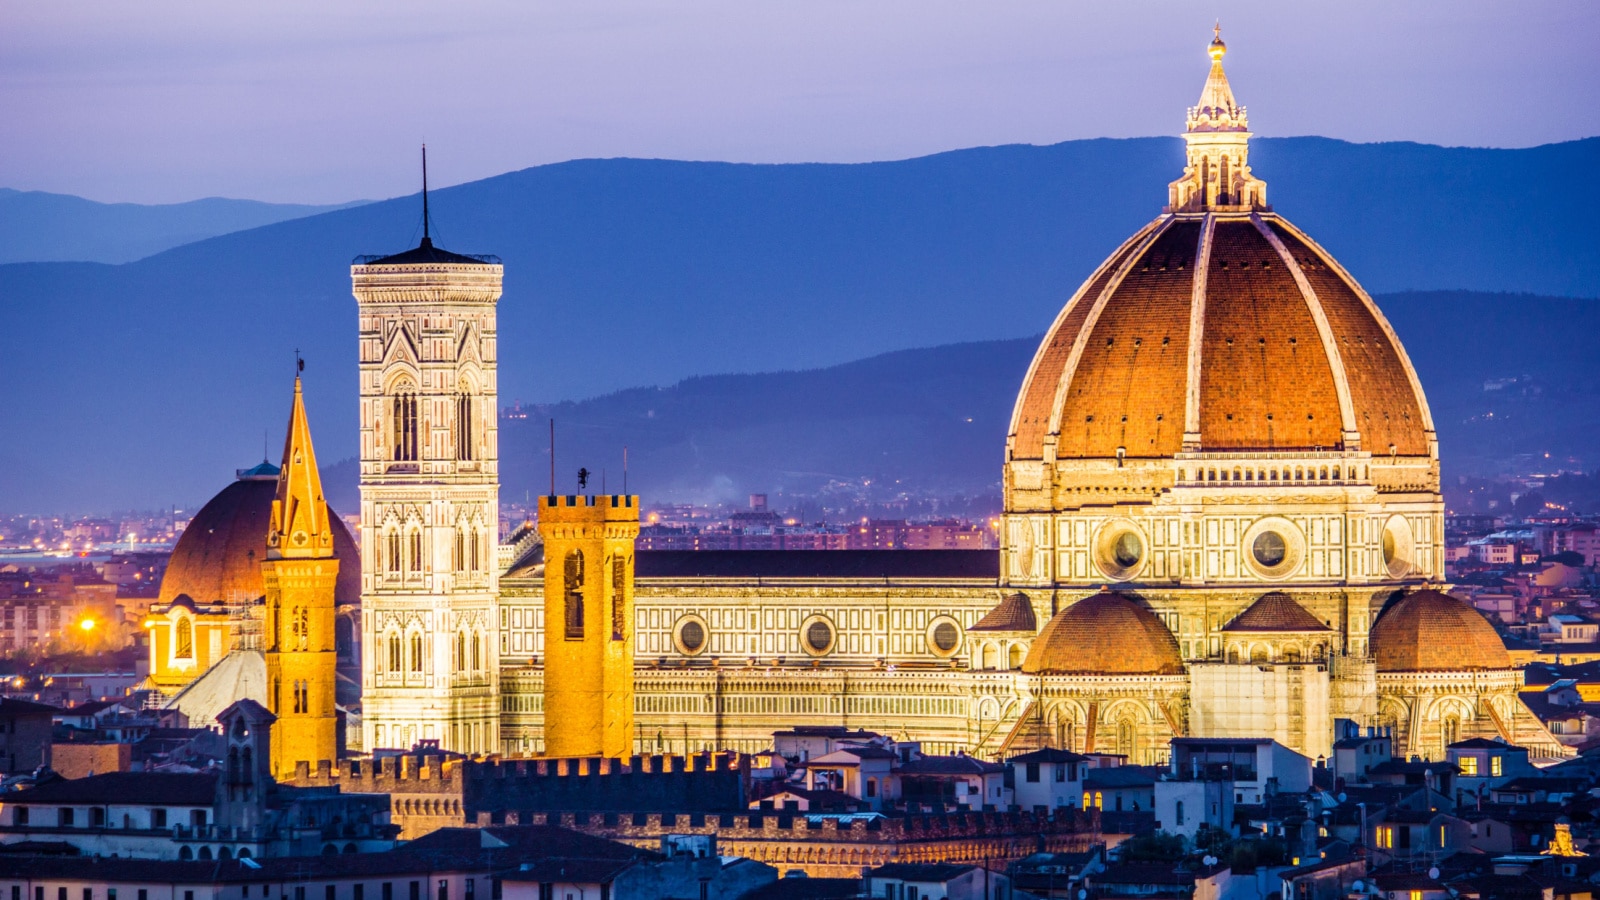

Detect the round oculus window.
xmin=1095 ymin=520 xmax=1148 ymax=580
xmin=679 ymin=620 xmax=705 ymax=653
xmin=932 ymin=622 xmax=960 ymax=653
xmin=1112 ymin=532 xmax=1143 ymax=569
xmin=1252 ymin=531 xmax=1288 ymax=568
xmin=806 ymin=621 xmax=834 ymax=653
xmin=1381 ymin=515 xmax=1415 ymax=578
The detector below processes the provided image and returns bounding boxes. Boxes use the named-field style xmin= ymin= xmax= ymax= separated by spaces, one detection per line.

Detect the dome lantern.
xmin=1168 ymin=24 xmax=1266 ymax=213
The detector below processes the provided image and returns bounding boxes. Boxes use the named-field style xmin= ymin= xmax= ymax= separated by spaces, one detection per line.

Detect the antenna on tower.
xmin=548 ymin=419 xmax=556 ymax=496
xmin=421 ymin=144 xmax=431 ymax=244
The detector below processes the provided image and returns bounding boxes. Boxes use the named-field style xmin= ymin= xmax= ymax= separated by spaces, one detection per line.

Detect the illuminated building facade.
xmin=353 ymin=230 xmax=503 ymax=756
xmin=261 ymin=376 xmax=341 ymax=778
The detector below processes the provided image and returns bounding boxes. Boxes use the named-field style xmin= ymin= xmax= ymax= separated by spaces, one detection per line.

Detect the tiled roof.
xmin=1022 ymin=592 xmax=1184 ymax=676
xmin=158 ymin=477 xmax=359 ymax=608
xmin=1006 ymin=748 xmax=1088 ymax=765
xmin=356 ymin=238 xmax=498 ymax=267
xmin=635 ymin=550 xmax=998 ymax=581
xmin=734 ymin=877 xmax=862 ymax=900
xmin=1009 ymin=216 xmax=1432 ymax=462
xmin=1222 ymin=592 xmax=1331 ymax=632
xmin=10 ymin=772 xmax=216 ymax=806
xmin=866 ymin=863 xmax=977 ymax=882
xmin=968 ymin=592 xmax=1038 ymax=633
xmin=1370 ymin=589 xmax=1512 ymax=672
xmin=896 ymin=756 xmax=1005 ymax=776
xmin=0 ymin=698 xmax=62 ymax=716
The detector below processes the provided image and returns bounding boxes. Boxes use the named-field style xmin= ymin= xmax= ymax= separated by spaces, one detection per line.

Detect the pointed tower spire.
xmin=268 ymin=373 xmax=334 ymax=559
xmin=421 ymin=144 xmax=432 ymax=247
xmin=1166 ymin=24 xmax=1267 ymax=213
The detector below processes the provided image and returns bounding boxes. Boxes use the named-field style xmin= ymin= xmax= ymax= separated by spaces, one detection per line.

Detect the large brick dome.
xmin=1022 ymin=591 xmax=1185 ymax=676
xmin=158 ymin=464 xmax=360 ymax=608
xmin=1369 ymin=589 xmax=1512 ymax=672
xmin=1008 ymin=213 xmax=1434 ymax=463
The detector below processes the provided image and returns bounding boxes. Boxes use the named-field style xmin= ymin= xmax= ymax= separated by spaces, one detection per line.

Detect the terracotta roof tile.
xmin=1370 ymin=589 xmax=1512 ymax=672
xmin=1222 ymin=592 xmax=1331 ymax=632
xmin=968 ymin=592 xmax=1038 ymax=632
xmin=1021 ymin=592 xmax=1184 ymax=676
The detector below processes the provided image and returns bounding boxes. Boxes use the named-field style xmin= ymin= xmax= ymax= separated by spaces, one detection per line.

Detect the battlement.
xmin=287 ymin=752 xmax=748 ymax=805
xmin=289 ymin=755 xmax=463 ymax=793
xmin=538 ymin=494 xmax=640 ymax=524
xmin=478 ymin=807 xmax=1102 ymax=843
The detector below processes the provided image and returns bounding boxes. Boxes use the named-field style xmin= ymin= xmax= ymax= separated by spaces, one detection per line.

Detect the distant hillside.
xmin=2 ymin=137 xmax=1597 ymax=511
xmin=315 ymin=291 xmax=1600 ymax=514
xmin=0 ymin=188 xmax=367 ymax=264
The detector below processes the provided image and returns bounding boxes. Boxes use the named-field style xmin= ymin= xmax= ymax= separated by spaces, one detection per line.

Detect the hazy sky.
xmin=5 ymin=0 xmax=1598 ymax=205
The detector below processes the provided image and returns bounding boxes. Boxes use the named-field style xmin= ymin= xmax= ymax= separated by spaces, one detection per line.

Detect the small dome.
xmin=1021 ymin=591 xmax=1184 ymax=676
xmin=1223 ymin=592 xmax=1330 ymax=633
xmin=159 ymin=472 xmax=359 ymax=609
xmin=1369 ymin=589 xmax=1511 ymax=672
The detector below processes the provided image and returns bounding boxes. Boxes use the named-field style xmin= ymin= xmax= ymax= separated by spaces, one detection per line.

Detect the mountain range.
xmin=2 ymin=136 xmax=1597 ymax=512
xmin=0 ymin=188 xmax=367 ymax=265
xmin=318 ymin=288 xmax=1600 ymax=513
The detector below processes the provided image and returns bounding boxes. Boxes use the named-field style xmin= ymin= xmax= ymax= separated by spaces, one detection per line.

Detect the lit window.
xmin=1459 ymin=756 xmax=1478 ymax=776
xmin=1376 ymin=826 xmax=1395 ymax=849
xmin=1491 ymin=755 xmax=1503 ymax=777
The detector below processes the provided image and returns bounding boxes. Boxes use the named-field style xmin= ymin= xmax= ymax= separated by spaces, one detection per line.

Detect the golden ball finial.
xmin=1209 ymin=21 xmax=1227 ymax=61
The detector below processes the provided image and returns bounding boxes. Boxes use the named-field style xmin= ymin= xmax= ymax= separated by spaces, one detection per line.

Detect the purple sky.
xmin=6 ymin=0 xmax=1598 ymax=205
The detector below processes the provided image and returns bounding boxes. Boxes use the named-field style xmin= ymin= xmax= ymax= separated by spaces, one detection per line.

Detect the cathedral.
xmin=144 ymin=31 xmax=1566 ymax=772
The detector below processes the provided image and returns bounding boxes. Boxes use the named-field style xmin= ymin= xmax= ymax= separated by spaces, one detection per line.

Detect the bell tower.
xmin=538 ymin=494 xmax=640 ymax=758
xmin=354 ymin=152 xmax=503 ymax=755
xmin=262 ymin=374 xmax=339 ymax=778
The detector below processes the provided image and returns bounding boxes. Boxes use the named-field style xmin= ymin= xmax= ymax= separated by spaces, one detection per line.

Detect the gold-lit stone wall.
xmin=264 ymin=557 xmax=340 ymax=778
xmin=538 ymin=494 xmax=640 ymax=759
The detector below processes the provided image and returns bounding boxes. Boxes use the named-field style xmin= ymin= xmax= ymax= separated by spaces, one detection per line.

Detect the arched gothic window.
xmin=469 ymin=530 xmax=480 ymax=573
xmin=409 ymin=632 xmax=423 ymax=673
xmin=453 ymin=528 xmax=465 ymax=572
xmin=564 ymin=550 xmax=585 ymax=639
xmin=407 ymin=530 xmax=422 ymax=575
xmin=471 ymin=631 xmax=482 ymax=671
xmin=387 ymin=632 xmax=401 ymax=673
xmin=385 ymin=531 xmax=401 ymax=575
xmin=455 ymin=393 xmax=474 ymax=461
xmin=454 ymin=631 xmax=465 ymax=672
xmin=392 ymin=386 xmax=418 ymax=462
xmin=175 ymin=617 xmax=194 ymax=659
xmin=1116 ymin=720 xmax=1136 ymax=759
xmin=290 ymin=606 xmax=308 ymax=651
xmin=611 ymin=555 xmax=627 ymax=641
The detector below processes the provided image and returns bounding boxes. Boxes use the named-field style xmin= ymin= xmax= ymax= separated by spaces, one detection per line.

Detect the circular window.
xmin=672 ymin=615 xmax=709 ymax=656
xmin=1094 ymin=520 xmax=1148 ymax=581
xmin=1252 ymin=531 xmax=1287 ymax=568
xmin=800 ymin=616 xmax=836 ymax=656
xmin=926 ymin=617 xmax=963 ymax=658
xmin=1242 ymin=517 xmax=1305 ymax=580
xmin=1381 ymin=515 xmax=1415 ymax=578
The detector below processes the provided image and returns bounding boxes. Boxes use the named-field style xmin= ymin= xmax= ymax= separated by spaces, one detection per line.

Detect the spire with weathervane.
xmin=1167 ymin=24 xmax=1268 ymax=213
xmin=267 ymin=365 xmax=334 ymax=560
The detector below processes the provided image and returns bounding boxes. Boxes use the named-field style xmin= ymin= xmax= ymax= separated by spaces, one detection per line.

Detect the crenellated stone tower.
xmin=262 ymin=375 xmax=340 ymax=777
xmin=353 ymin=191 xmax=503 ymax=755
xmin=538 ymin=494 xmax=640 ymax=759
